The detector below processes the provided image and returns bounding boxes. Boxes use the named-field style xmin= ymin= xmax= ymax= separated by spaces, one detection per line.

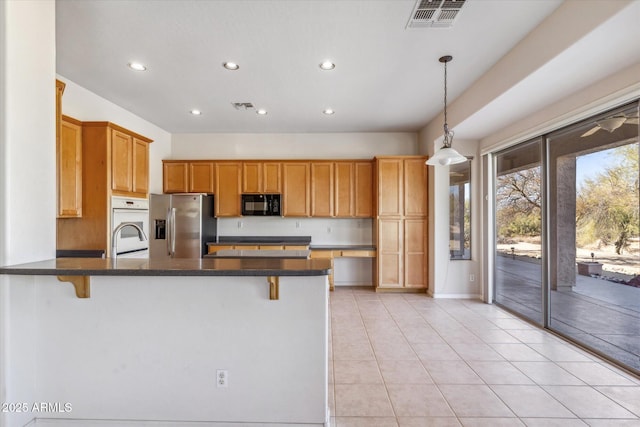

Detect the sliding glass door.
xmin=493 ymin=101 xmax=639 ymax=373
xmin=547 ymin=103 xmax=639 ymax=370
xmin=494 ymin=139 xmax=543 ymax=325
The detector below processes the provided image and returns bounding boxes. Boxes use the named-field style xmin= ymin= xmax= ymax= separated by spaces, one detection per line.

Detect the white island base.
xmin=9 ymin=274 xmax=329 ymax=427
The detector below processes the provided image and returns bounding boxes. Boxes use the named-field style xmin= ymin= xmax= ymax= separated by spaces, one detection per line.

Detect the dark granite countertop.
xmin=208 ymin=236 xmax=312 ymax=246
xmin=310 ymin=245 xmax=376 ymax=251
xmin=0 ymin=257 xmax=331 ymax=277
xmin=205 ymin=249 xmax=311 ymax=259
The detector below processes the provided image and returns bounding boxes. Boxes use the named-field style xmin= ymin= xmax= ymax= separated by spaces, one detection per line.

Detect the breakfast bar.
xmin=0 ymin=258 xmax=332 ymax=426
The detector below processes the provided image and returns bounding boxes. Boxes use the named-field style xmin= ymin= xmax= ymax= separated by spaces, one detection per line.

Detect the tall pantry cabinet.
xmin=374 ymin=156 xmax=428 ymax=291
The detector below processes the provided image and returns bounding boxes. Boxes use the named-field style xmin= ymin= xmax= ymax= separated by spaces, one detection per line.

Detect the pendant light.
xmin=426 ymin=55 xmax=467 ymax=166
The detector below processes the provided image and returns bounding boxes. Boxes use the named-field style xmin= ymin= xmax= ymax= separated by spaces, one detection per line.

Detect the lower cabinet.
xmin=376 ymin=218 xmax=427 ymax=290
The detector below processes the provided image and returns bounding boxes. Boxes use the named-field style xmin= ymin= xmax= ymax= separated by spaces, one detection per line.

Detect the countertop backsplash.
xmin=216 ymin=217 xmax=373 ymax=246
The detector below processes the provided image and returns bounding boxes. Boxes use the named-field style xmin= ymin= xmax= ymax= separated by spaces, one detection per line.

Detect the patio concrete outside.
xmin=495 ymin=254 xmax=640 ymax=373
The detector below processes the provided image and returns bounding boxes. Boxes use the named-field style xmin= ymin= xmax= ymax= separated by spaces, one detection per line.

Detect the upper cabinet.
xmin=189 ymin=161 xmax=215 ymax=193
xmin=311 ymin=162 xmax=334 ymax=217
xmin=83 ymin=122 xmax=153 ymax=198
xmin=58 ymin=115 xmax=83 ymax=218
xmin=242 ymin=162 xmax=281 ymax=194
xmin=163 ymin=161 xmax=188 ymax=193
xmin=215 ymin=162 xmax=242 ymax=217
xmin=283 ymin=162 xmax=311 ymax=217
xmin=375 ymin=156 xmax=427 ymax=217
xmin=56 ymin=79 xmax=82 ymax=218
xmin=161 ymin=159 xmax=374 ymax=218
xmin=334 ymin=161 xmax=373 ymax=218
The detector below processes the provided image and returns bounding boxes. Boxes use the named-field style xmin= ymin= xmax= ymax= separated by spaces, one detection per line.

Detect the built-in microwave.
xmin=241 ymin=194 xmax=281 ymax=216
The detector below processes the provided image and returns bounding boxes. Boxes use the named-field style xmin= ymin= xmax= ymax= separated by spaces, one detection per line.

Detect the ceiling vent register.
xmin=407 ymin=0 xmax=466 ymax=28
xmin=232 ymin=102 xmax=255 ymax=110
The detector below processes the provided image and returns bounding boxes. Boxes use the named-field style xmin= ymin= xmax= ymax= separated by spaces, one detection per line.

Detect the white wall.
xmin=33 ymin=275 xmax=328 ymax=425
xmin=1 ymin=2 xmax=56 ymax=426
xmin=171 ymin=132 xmax=418 ymax=159
xmin=57 ymin=77 xmax=172 ymax=194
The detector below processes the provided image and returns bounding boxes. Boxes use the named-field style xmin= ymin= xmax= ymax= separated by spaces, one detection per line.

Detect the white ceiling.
xmin=56 ymin=0 xmax=585 ymax=135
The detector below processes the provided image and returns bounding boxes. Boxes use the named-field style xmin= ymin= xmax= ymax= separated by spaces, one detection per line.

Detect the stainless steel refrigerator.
xmin=149 ymin=194 xmax=217 ymax=258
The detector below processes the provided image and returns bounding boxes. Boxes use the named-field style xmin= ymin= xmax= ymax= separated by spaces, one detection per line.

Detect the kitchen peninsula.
xmin=0 ymin=258 xmax=331 ymax=425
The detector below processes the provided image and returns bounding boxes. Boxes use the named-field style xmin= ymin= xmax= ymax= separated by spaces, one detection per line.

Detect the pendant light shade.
xmin=426 ymin=55 xmax=466 ymax=167
xmin=427 ymin=146 xmax=468 ymax=166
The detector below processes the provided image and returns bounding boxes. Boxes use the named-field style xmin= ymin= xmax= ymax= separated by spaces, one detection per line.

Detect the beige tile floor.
xmin=328 ymin=287 xmax=640 ymax=427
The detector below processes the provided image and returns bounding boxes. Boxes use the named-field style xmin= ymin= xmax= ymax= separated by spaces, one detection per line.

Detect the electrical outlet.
xmin=237 ymin=220 xmax=243 ymax=229
xmin=216 ymin=369 xmax=228 ymax=388
xmin=295 ymin=221 xmax=301 ymax=229
xmin=469 ymin=274 xmax=475 ymax=282
xmin=327 ymin=226 xmax=332 ymax=234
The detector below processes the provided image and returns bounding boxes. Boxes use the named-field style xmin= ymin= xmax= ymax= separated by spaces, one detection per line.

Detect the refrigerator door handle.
xmin=166 ymin=208 xmax=171 ymax=256
xmin=170 ymin=207 xmax=177 ymax=257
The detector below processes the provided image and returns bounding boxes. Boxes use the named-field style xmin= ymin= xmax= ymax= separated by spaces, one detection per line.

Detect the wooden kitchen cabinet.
xmin=58 ymin=115 xmax=82 ymax=218
xmin=334 ymin=162 xmax=353 ymax=217
xmin=132 ymin=138 xmax=149 ymax=194
xmin=109 ymin=127 xmax=152 ymax=197
xmin=377 ymin=219 xmax=403 ymax=288
xmin=163 ymin=161 xmax=188 ymax=193
xmin=283 ymin=162 xmax=310 ymax=217
xmin=376 ymin=158 xmax=404 ymax=217
xmin=215 ymin=162 xmax=242 ymax=217
xmin=242 ymin=162 xmax=281 ymax=193
xmin=404 ymin=219 xmax=427 ymax=288
xmin=375 ymin=156 xmax=428 ymax=291
xmin=354 ymin=161 xmax=373 ymax=217
xmin=311 ymin=162 xmax=334 ymax=217
xmin=189 ymin=161 xmax=215 ymax=193
xmin=111 ymin=130 xmax=133 ymax=193
xmin=333 ymin=161 xmax=373 ymax=218
xmin=404 ymin=158 xmax=428 ymax=216
xmin=57 ymin=121 xmax=152 ymax=253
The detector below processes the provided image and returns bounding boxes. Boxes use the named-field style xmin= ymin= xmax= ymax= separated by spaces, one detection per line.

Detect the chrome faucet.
xmin=111 ymin=222 xmax=147 ymax=259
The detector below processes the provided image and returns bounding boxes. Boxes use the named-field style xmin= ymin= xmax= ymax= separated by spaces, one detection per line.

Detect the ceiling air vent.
xmin=407 ymin=0 xmax=466 ymax=29
xmin=231 ymin=102 xmax=254 ymax=110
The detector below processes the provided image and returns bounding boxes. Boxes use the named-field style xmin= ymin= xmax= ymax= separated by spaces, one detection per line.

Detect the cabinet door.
xmin=111 ymin=129 xmax=133 ymax=192
xmin=404 ymin=158 xmax=428 ymax=216
xmin=283 ymin=162 xmax=310 ymax=217
xmin=311 ymin=162 xmax=334 ymax=217
xmin=215 ymin=162 xmax=242 ymax=217
xmin=242 ymin=162 xmax=262 ymax=193
xmin=334 ymin=162 xmax=353 ymax=217
xmin=58 ymin=116 xmax=82 ymax=218
xmin=377 ymin=218 xmax=403 ymax=288
xmin=354 ymin=161 xmax=373 ymax=218
xmin=263 ymin=162 xmax=281 ymax=193
xmin=189 ymin=162 xmax=214 ymax=193
xmin=404 ymin=218 xmax=427 ymax=288
xmin=163 ymin=162 xmax=188 ymax=193
xmin=132 ymin=138 xmax=148 ymax=195
xmin=376 ymin=158 xmax=403 ymax=217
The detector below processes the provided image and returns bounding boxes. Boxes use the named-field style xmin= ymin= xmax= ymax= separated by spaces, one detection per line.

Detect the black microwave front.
xmin=241 ymin=194 xmax=281 ymax=216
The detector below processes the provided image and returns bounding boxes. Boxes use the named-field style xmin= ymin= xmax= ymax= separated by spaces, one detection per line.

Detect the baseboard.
xmin=34 ymin=419 xmax=324 ymax=427
xmin=429 ymin=293 xmax=482 ymax=299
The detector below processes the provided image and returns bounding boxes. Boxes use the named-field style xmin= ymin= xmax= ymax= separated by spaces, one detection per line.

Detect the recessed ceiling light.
xmin=319 ymin=61 xmax=335 ymax=70
xmin=256 ymin=109 xmax=268 ymax=115
xmin=128 ymin=62 xmax=147 ymax=71
xmin=190 ymin=109 xmax=202 ymax=116
xmin=223 ymin=62 xmax=239 ymax=70
xmin=323 ymin=108 xmax=335 ymax=115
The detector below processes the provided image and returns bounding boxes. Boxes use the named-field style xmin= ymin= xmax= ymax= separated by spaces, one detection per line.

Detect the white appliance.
xmin=111 ymin=196 xmax=150 ymax=258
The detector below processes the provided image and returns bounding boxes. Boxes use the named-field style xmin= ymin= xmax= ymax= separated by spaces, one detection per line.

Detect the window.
xmin=449 ymin=159 xmax=471 ymax=260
